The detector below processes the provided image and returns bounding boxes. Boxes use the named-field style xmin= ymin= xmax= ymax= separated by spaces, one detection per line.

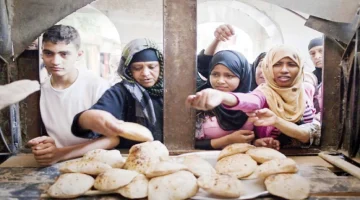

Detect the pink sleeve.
xmin=222 ymin=90 xmax=265 ymax=112
xmin=303 ymin=83 xmax=315 ymax=108
xmin=304 ymin=83 xmax=315 ymax=100
xmin=317 ymin=86 xmax=323 ymax=112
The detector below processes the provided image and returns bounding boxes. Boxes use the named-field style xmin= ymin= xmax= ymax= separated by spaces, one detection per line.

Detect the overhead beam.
xmin=305 ymin=15 xmax=360 ymax=44
xmin=261 ymin=0 xmax=360 ymax=23
xmin=9 ymin=0 xmax=95 ymax=61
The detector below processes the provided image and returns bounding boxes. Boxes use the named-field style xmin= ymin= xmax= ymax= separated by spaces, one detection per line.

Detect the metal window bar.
xmin=0 ymin=103 xmax=20 ymax=155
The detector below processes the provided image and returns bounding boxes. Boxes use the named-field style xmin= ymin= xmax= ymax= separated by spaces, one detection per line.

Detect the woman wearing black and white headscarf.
xmin=72 ymin=38 xmax=164 ymax=148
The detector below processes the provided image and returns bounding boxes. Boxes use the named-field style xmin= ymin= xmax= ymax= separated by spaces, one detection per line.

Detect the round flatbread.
xmin=123 ymin=141 xmax=169 ymax=174
xmin=47 ymin=173 xmax=94 ymax=198
xmin=197 ymin=173 xmax=243 ymax=198
xmin=94 ymin=169 xmax=138 ymax=191
xmin=82 ymin=149 xmax=125 ymax=168
xmin=246 ymin=147 xmax=286 ymax=163
xmin=148 ymin=171 xmax=198 ymax=200
xmin=218 ymin=143 xmax=255 ymax=161
xmin=182 ymin=155 xmax=216 ymax=177
xmin=59 ymin=160 xmax=112 ymax=176
xmin=117 ymin=174 xmax=149 ymax=199
xmin=145 ymin=161 xmax=188 ymax=178
xmin=120 ymin=122 xmax=154 ymax=142
xmin=246 ymin=158 xmax=298 ymax=179
xmin=265 ymin=173 xmax=310 ymax=199
xmin=215 ymin=154 xmax=257 ymax=178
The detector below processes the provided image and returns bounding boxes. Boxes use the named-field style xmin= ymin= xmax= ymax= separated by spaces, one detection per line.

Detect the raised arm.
xmin=198 ymin=24 xmax=236 ymax=79
xmin=204 ymin=24 xmax=235 ymax=55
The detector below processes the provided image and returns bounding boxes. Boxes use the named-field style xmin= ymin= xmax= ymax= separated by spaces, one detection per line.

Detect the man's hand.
xmin=185 ymin=88 xmax=226 ymax=111
xmin=227 ymin=130 xmax=255 ymax=144
xmin=253 ymin=137 xmax=280 ymax=150
xmin=0 ymin=80 xmax=40 ymax=110
xmin=28 ymin=136 xmax=63 ymax=166
xmin=247 ymin=108 xmax=278 ymax=127
xmin=27 ymin=136 xmax=54 ymax=147
xmin=214 ymin=24 xmax=235 ymax=42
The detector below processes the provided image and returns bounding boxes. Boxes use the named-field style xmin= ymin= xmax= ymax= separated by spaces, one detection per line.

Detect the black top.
xmin=197 ymin=49 xmax=213 ymax=78
xmin=71 ymin=82 xmax=163 ymax=149
xmin=313 ymin=67 xmax=322 ymax=85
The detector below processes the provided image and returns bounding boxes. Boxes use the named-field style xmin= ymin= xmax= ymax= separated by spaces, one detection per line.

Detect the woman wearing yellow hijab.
xmin=259 ymin=45 xmax=305 ymax=122
xmin=186 ymin=45 xmax=320 ymax=149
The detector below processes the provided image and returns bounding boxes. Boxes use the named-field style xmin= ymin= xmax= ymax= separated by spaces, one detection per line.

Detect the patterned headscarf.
xmin=259 ymin=45 xmax=305 ymax=123
xmin=118 ymin=38 xmax=164 ymax=97
xmin=117 ymin=38 xmax=164 ymax=125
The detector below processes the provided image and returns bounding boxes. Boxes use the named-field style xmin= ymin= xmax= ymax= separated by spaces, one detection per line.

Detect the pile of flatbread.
xmin=44 ymin=141 xmax=199 ymax=200
xmin=207 ymin=143 xmax=310 ymax=199
xmin=44 ymin=142 xmax=310 ymax=200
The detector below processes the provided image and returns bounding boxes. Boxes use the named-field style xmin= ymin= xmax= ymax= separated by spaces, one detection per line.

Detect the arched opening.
xmin=197 ymin=0 xmax=322 ymax=70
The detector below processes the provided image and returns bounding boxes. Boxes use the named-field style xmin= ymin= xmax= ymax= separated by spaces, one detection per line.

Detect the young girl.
xmin=195 ymin=50 xmax=254 ymax=150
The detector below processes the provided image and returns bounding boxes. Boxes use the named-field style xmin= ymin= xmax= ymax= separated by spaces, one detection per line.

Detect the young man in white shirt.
xmin=27 ymin=25 xmax=119 ymax=166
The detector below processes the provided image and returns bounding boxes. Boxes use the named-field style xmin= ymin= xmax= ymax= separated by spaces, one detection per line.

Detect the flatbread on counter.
xmin=59 ymin=160 xmax=112 ymax=176
xmin=148 ymin=170 xmax=198 ymax=200
xmin=145 ymin=161 xmax=188 ymax=178
xmin=246 ymin=147 xmax=286 ymax=163
xmin=47 ymin=173 xmax=94 ymax=199
xmin=123 ymin=141 xmax=169 ymax=174
xmin=245 ymin=158 xmax=298 ymax=179
xmin=217 ymin=143 xmax=255 ymax=161
xmin=117 ymin=174 xmax=149 ymax=199
xmin=182 ymin=155 xmax=216 ymax=177
xmin=197 ymin=173 xmax=243 ymax=198
xmin=94 ymin=168 xmax=138 ymax=191
xmin=215 ymin=154 xmax=257 ymax=178
xmin=265 ymin=173 xmax=310 ymax=200
xmin=82 ymin=149 xmax=125 ymax=168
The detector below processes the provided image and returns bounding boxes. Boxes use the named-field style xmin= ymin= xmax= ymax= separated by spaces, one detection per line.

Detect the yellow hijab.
xmin=259 ymin=45 xmax=305 ymax=122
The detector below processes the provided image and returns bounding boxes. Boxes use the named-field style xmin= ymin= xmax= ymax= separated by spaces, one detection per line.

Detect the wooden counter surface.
xmin=0 ymin=154 xmax=359 ymax=199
